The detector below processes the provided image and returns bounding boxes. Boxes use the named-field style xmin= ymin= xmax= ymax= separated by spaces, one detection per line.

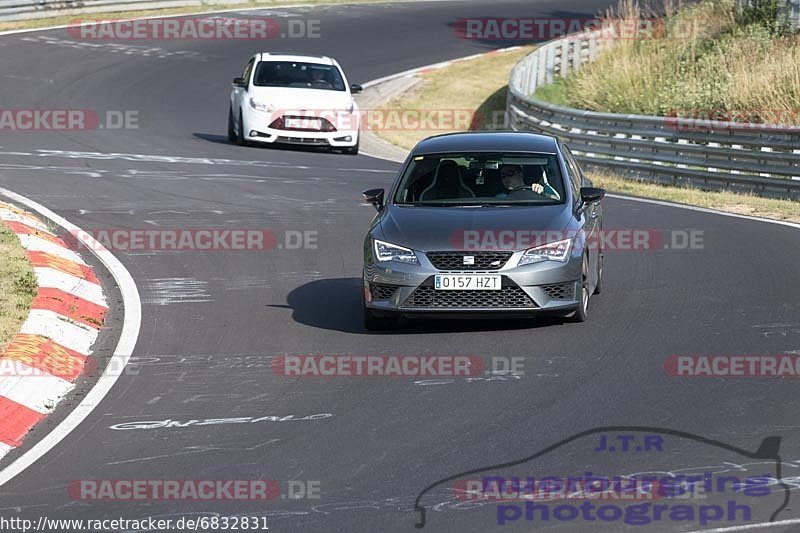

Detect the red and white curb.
xmin=0 ymin=202 xmax=107 ymax=460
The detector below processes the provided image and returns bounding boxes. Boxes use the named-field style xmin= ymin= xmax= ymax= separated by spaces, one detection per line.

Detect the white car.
xmin=228 ymin=52 xmax=362 ymax=154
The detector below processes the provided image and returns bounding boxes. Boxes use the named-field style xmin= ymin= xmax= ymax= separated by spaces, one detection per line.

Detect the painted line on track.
xmin=688 ymin=518 xmax=800 ymax=532
xmin=0 ymin=187 xmax=141 ymax=488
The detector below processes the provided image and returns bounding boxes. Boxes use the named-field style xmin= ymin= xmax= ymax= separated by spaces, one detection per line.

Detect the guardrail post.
xmin=545 ymin=44 xmax=555 ymax=85
xmin=560 ymin=38 xmax=571 ymax=77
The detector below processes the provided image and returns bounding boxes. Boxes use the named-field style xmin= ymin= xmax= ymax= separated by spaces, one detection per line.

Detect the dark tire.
xmin=363 ymin=306 xmax=396 ymax=331
xmin=343 ymin=137 xmax=359 ymax=155
xmin=227 ymin=107 xmax=236 ymax=143
xmin=569 ymin=257 xmax=590 ymax=323
xmin=593 ymin=254 xmax=603 ymax=295
xmin=236 ymin=110 xmax=246 ymax=146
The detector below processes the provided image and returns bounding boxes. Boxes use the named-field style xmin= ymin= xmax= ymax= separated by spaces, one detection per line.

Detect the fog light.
xmin=249 ymin=130 xmax=259 ymax=137
xmin=334 ymin=135 xmax=352 ymax=142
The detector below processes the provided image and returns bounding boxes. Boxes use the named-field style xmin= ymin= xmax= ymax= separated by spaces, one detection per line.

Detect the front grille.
xmin=276 ymin=136 xmax=330 ymax=145
xmin=425 ymin=251 xmax=513 ymax=271
xmin=370 ymin=283 xmax=397 ymax=300
xmin=541 ymin=282 xmax=576 ymax=300
xmin=403 ymin=278 xmax=535 ymax=309
xmin=270 ymin=116 xmax=336 ymax=132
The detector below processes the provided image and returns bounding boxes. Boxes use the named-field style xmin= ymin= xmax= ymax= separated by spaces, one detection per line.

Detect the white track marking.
xmin=0 ymin=443 xmax=12 ymax=461
xmin=0 ymin=364 xmax=74 ymax=414
xmin=17 ymin=234 xmax=86 ymax=264
xmin=0 ymin=187 xmax=141 ymax=488
xmin=0 ymin=208 xmax=50 ymax=231
xmin=606 ymin=194 xmax=800 ymax=230
xmin=687 ymin=519 xmax=800 ymax=532
xmin=19 ymin=310 xmax=99 ymax=355
xmin=33 ymin=268 xmax=106 ymax=307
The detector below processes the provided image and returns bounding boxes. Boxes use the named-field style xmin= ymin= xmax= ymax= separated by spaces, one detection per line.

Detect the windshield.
xmin=252 ymin=61 xmax=346 ymax=91
xmin=392 ymin=152 xmax=566 ymax=206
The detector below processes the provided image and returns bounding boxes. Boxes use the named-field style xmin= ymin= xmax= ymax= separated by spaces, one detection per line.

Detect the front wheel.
xmin=343 ymin=136 xmax=359 ymax=155
xmin=235 ymin=110 xmax=246 ymax=146
xmin=227 ymin=107 xmax=236 ymax=142
xmin=593 ymin=254 xmax=603 ymax=295
xmin=569 ymin=258 xmax=590 ymax=323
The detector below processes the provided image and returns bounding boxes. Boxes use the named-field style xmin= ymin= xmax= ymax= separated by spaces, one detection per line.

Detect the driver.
xmin=497 ymin=164 xmax=559 ymax=199
xmin=308 ymin=68 xmax=332 ymax=88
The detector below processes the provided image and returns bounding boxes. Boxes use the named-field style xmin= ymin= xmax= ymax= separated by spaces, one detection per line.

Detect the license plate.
xmin=285 ymin=117 xmax=321 ymax=130
xmin=434 ymin=274 xmax=501 ymax=291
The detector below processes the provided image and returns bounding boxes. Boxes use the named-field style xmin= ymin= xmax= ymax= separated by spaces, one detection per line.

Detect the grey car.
xmin=360 ymin=131 xmax=605 ymax=330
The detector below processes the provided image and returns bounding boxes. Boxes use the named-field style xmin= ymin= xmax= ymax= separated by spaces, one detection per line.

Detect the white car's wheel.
xmin=343 ymin=136 xmax=359 ymax=155
xmin=236 ymin=110 xmax=246 ymax=146
xmin=227 ymin=107 xmax=236 ymax=142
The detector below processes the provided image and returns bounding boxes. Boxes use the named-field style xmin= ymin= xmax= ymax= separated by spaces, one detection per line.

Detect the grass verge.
xmin=0 ymin=0 xmax=399 ymax=33
xmin=533 ymin=0 xmax=800 ymax=123
xmin=592 ymin=173 xmax=800 ymax=223
xmin=371 ymin=42 xmax=800 ymax=222
xmin=0 ymin=216 xmax=37 ymax=352
xmin=372 ymin=46 xmax=535 ymax=150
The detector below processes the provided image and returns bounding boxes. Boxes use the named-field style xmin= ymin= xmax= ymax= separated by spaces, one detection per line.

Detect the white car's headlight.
xmin=518 ymin=238 xmax=573 ymax=265
xmin=249 ymin=98 xmax=273 ymax=112
xmin=374 ymin=239 xmax=418 ymax=264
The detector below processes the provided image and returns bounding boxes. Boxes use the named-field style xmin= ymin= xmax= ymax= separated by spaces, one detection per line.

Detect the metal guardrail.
xmin=506 ymin=28 xmax=800 ymax=200
xmin=0 ymin=0 xmax=251 ymax=22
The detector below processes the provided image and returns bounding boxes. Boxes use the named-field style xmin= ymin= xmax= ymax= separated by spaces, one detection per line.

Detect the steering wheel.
xmin=508 ymin=185 xmax=545 ymax=195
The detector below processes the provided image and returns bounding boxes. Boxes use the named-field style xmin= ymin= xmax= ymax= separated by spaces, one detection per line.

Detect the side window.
xmin=561 ymin=145 xmax=582 ymax=198
xmin=242 ymin=59 xmax=255 ymax=84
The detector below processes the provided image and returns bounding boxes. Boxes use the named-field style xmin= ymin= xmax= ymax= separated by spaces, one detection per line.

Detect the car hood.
xmin=377 ymin=204 xmax=574 ymax=252
xmin=248 ymin=86 xmax=353 ymax=111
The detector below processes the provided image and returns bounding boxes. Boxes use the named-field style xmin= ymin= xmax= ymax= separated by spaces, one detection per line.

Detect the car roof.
xmin=410 ymin=131 xmax=559 ymax=155
xmin=257 ymin=52 xmax=335 ymax=65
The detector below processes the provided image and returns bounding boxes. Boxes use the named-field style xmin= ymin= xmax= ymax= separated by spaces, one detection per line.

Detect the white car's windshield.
xmin=253 ymin=61 xmax=346 ymax=91
xmin=393 ymin=152 xmax=566 ymax=206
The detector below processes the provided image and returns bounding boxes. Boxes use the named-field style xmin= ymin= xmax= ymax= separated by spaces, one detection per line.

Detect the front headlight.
xmin=518 ymin=238 xmax=573 ymax=265
xmin=374 ymin=239 xmax=418 ymax=264
xmin=249 ymin=98 xmax=273 ymax=112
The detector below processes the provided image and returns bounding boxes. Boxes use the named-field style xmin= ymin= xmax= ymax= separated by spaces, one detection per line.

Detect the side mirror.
xmin=362 ymin=188 xmax=384 ymax=211
xmin=350 ymin=83 xmax=363 ymax=94
xmin=580 ymin=187 xmax=605 ymax=205
xmin=232 ymin=77 xmax=247 ymax=88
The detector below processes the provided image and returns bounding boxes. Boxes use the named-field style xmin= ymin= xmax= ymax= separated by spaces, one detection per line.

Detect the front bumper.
xmin=363 ymin=249 xmax=582 ymax=317
xmin=243 ymin=109 xmax=359 ymax=147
